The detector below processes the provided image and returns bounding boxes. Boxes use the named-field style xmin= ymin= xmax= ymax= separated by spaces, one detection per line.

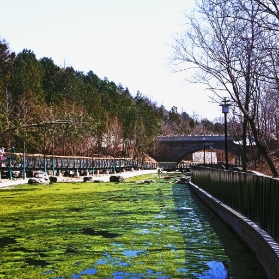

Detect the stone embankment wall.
xmin=189 ymin=182 xmax=279 ymax=279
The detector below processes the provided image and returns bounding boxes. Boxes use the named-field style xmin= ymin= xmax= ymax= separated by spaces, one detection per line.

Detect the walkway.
xmin=0 ymin=169 xmax=157 ymax=188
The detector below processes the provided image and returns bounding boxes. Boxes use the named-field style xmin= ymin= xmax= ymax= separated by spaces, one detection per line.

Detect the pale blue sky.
xmin=0 ymin=0 xmax=221 ymax=120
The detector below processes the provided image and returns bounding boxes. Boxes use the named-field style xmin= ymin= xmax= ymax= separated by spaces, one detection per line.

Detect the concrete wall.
xmin=189 ymin=181 xmax=279 ymax=279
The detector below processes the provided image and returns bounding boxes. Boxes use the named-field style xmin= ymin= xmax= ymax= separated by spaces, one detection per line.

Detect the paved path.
xmin=0 ymin=170 xmax=158 ymax=188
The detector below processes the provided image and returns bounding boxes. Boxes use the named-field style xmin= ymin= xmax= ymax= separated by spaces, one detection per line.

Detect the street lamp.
xmin=210 ymin=146 xmax=212 ymax=168
xmin=203 ymin=136 xmax=206 ymax=166
xmin=220 ymin=97 xmax=231 ymax=170
xmin=9 ymin=148 xmax=12 ymax=179
xmin=44 ymin=122 xmax=47 ymax=175
xmin=23 ymin=141 xmax=26 ymax=179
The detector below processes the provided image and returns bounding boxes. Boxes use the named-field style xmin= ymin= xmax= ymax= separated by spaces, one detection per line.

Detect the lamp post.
xmin=210 ymin=146 xmax=212 ymax=168
xmin=52 ymin=135 xmax=54 ymax=175
xmin=23 ymin=141 xmax=26 ymax=179
xmin=92 ymin=147 xmax=95 ymax=177
xmin=0 ymin=147 xmax=3 ymax=181
xmin=0 ymin=120 xmax=70 ymax=178
xmin=203 ymin=136 xmax=206 ymax=166
xmin=220 ymin=97 xmax=231 ymax=170
xmin=9 ymin=148 xmax=12 ymax=179
xmin=44 ymin=122 xmax=47 ymax=175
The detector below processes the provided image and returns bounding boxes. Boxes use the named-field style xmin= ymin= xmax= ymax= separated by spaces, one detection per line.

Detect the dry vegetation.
xmin=247 ymin=155 xmax=279 ymax=177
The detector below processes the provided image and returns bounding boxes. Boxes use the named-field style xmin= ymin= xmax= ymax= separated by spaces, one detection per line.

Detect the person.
xmin=0 ymin=147 xmax=4 ymax=160
xmin=157 ymin=167 xmax=162 ymax=178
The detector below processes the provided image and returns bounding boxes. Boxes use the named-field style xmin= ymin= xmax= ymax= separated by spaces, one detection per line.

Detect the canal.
xmin=0 ymin=174 xmax=267 ymax=278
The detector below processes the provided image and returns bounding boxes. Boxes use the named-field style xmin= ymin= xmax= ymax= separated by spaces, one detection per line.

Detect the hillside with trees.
xmin=2 ymin=11 xmax=279 ymax=178
xmin=0 ymin=38 xmax=223 ymax=164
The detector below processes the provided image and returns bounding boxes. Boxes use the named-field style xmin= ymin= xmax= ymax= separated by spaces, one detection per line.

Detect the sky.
xmin=0 ymin=0 xmax=222 ymax=121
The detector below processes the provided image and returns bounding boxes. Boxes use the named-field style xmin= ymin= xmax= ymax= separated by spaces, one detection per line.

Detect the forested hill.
xmin=0 ymin=39 xmax=222 ymax=160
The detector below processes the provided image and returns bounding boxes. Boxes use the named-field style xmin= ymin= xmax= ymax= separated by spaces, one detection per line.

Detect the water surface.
xmin=0 ymin=177 xmax=267 ymax=278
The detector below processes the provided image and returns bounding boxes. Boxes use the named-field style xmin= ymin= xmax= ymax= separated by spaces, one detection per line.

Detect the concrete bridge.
xmin=152 ymin=135 xmax=241 ymax=162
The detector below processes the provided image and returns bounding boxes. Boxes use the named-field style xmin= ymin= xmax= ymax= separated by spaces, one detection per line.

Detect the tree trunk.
xmin=248 ymin=116 xmax=278 ymax=177
xmin=242 ymin=118 xmax=247 ymax=172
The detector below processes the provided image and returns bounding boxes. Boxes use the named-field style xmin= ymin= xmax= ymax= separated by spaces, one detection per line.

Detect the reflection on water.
xmin=123 ymin=249 xmax=145 ymax=257
xmin=67 ymin=262 xmax=228 ymax=279
xmin=195 ymin=261 xmax=228 ymax=279
xmin=53 ymin=266 xmax=97 ymax=279
xmin=72 ymin=267 xmax=97 ymax=278
xmin=111 ymin=271 xmax=170 ymax=279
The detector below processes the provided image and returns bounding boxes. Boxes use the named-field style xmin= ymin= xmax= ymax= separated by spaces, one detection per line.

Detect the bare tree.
xmin=171 ymin=0 xmax=279 ymax=176
xmin=252 ymin=0 xmax=279 ymax=23
xmin=102 ymin=117 xmax=123 ymax=158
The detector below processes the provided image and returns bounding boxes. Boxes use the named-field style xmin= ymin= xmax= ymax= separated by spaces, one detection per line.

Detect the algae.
xmin=0 ymin=174 xmax=267 ymax=278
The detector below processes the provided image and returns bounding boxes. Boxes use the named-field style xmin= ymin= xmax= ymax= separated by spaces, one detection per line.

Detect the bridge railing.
xmin=191 ymin=166 xmax=279 ymax=242
xmin=156 ymin=135 xmax=227 ymax=142
xmin=0 ymin=153 xmax=158 ymax=174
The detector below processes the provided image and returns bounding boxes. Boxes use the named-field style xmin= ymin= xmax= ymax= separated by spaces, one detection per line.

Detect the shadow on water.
xmin=25 ymin=257 xmax=49 ymax=267
xmin=82 ymin=228 xmax=121 ymax=238
xmin=0 ymin=236 xmax=17 ymax=248
xmin=172 ymin=183 xmax=268 ymax=279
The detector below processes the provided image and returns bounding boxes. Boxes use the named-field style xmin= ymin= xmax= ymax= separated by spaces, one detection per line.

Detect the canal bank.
xmin=189 ymin=181 xmax=279 ymax=279
xmin=0 ymin=169 xmax=157 ymax=188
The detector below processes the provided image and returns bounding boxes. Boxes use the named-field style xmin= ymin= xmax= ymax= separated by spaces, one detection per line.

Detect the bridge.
xmin=0 ymin=153 xmax=158 ymax=179
xmin=152 ymin=135 xmax=241 ymax=162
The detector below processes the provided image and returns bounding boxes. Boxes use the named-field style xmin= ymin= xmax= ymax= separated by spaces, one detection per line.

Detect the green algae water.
xmin=0 ymin=175 xmax=267 ymax=278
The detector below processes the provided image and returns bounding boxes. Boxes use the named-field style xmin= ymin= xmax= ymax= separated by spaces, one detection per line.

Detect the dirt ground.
xmin=247 ymin=155 xmax=279 ymax=178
